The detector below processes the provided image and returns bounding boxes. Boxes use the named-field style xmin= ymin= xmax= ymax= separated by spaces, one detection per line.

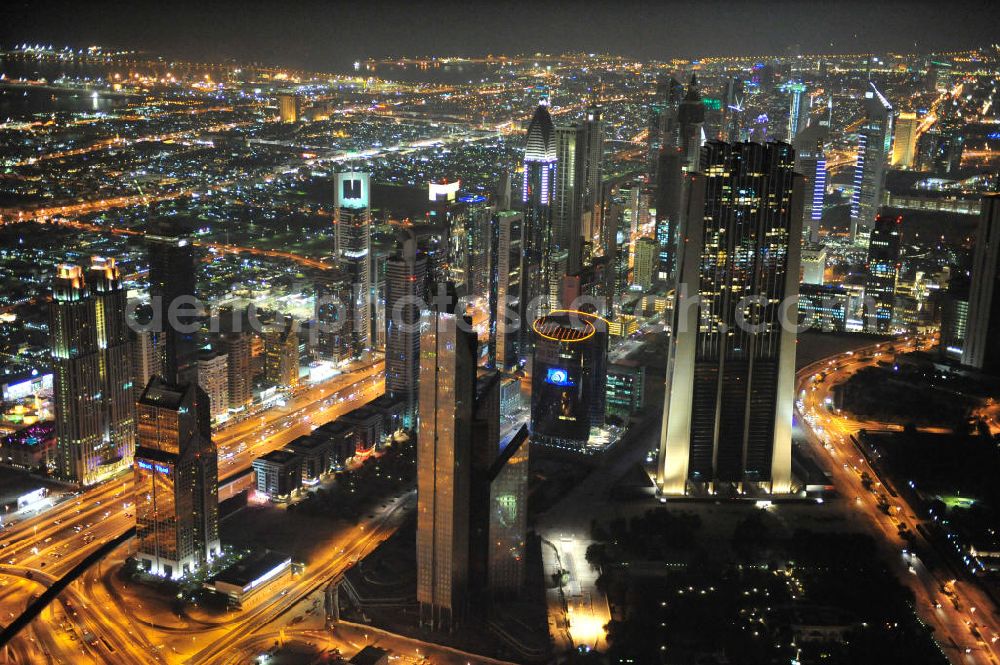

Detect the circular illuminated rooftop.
xmin=532 ymin=310 xmax=603 ymax=343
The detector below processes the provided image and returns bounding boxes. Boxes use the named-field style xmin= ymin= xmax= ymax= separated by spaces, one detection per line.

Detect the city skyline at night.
xmin=1 ymin=4 xmax=1000 ymax=664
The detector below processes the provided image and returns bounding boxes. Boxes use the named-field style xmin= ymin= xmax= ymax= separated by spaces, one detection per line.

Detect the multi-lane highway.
xmin=796 ymin=337 xmax=1000 ymax=665
xmin=0 ymin=358 xmax=386 ymax=660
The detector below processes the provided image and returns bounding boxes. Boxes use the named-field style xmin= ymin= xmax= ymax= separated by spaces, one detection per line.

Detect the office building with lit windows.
xmin=264 ymin=317 xmax=300 ymax=389
xmin=134 ymin=378 xmax=220 ymax=578
xmin=197 ymin=350 xmax=229 ymax=425
xmin=530 ymin=311 xmax=608 ymax=451
xmin=850 ymin=83 xmax=893 ymax=244
xmin=678 ymin=74 xmax=706 ymax=171
xmin=658 ymin=142 xmax=803 ymax=496
xmin=417 ymin=287 xmax=476 ymax=630
xmin=522 ymin=102 xmax=557 ymax=334
xmin=334 ymin=172 xmax=372 ymax=359
xmin=50 ymin=260 xmax=136 ymax=486
xmin=553 ymin=123 xmax=586 ymax=282
xmin=793 ymin=122 xmax=830 ymax=244
xmin=386 ymin=231 xmax=427 ymax=427
xmin=486 ymin=425 xmax=529 ymax=598
xmin=963 ymin=194 xmax=1000 ymax=373
xmin=647 ymin=75 xmax=683 ymax=176
xmin=785 ymin=80 xmax=808 ymax=142
xmin=278 ymin=92 xmax=300 ymax=123
xmin=892 ymin=111 xmax=919 ymax=169
xmin=864 ymin=215 xmax=902 ymax=333
xmin=581 ymin=104 xmax=605 ymax=245
xmin=489 ymin=211 xmax=524 ymax=372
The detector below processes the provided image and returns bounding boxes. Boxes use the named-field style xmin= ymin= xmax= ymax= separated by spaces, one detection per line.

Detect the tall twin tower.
xmin=647 ymin=75 xmax=803 ymax=496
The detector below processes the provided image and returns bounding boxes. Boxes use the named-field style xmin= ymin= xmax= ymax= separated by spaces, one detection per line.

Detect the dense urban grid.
xmin=0 ymin=21 xmax=999 ymax=665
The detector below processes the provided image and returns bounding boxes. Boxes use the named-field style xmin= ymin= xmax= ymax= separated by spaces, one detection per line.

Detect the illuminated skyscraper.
xmin=278 ymin=92 xmax=300 ymax=123
xmin=963 ymin=195 xmax=1000 ymax=373
xmin=785 ymin=80 xmax=808 ymax=142
xmin=221 ymin=331 xmax=252 ymax=412
xmin=486 ymin=425 xmax=529 ymax=598
xmin=136 ymin=219 xmax=219 ymax=577
xmin=134 ymin=377 xmax=220 ymax=578
xmin=489 ymin=211 xmax=524 ymax=372
xmin=632 ymin=236 xmax=658 ymax=291
xmin=647 ymin=75 xmax=683 ymax=176
xmin=522 ymin=102 xmax=557 ymax=333
xmin=891 ymin=111 xmax=919 ymax=169
xmin=264 ymin=316 xmax=300 ymax=389
xmin=197 ymin=350 xmax=229 ymax=425
xmin=386 ymin=231 xmax=427 ymax=427
xmin=132 ymin=329 xmax=163 ymax=394
xmin=530 ymin=311 xmax=607 ymax=452
xmin=89 ymin=257 xmax=136 ymax=482
xmin=553 ymin=123 xmax=586 ymax=281
xmin=417 ymin=286 xmax=477 ymax=631
xmin=864 ymin=215 xmax=902 ymax=333
xmin=146 ymin=218 xmax=200 ymax=389
xmin=654 ymin=147 xmax=686 ymax=281
xmin=793 ymin=122 xmax=830 ymax=243
xmin=658 ymin=142 xmax=803 ymax=496
xmin=850 ymin=83 xmax=893 ymax=245
xmin=678 ymin=74 xmax=706 ymax=171
xmin=581 ymin=104 xmax=605 ymax=246
xmin=334 ymin=172 xmax=372 ymax=359
xmin=50 ymin=261 xmax=135 ymax=485
xmin=314 ymin=267 xmax=350 ymax=362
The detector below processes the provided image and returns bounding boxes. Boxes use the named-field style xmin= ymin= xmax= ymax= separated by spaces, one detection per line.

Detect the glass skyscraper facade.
xmin=658 ymin=141 xmax=803 ymax=496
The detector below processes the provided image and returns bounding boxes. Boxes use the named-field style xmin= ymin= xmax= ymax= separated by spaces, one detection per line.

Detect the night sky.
xmin=1 ymin=0 xmax=995 ymax=70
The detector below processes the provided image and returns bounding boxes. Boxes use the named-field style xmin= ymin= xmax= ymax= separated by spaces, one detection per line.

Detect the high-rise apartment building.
xmin=658 ymin=142 xmax=803 ymax=496
xmin=131 ymin=329 xmax=163 ymax=393
xmin=89 ymin=257 xmax=136 ymax=482
xmin=334 ymin=172 xmax=372 ymax=359
xmin=864 ymin=215 xmax=902 ymax=333
xmin=198 ymin=350 xmax=229 ymax=425
xmin=963 ymin=195 xmax=1000 ymax=373
xmin=850 ymin=83 xmax=893 ymax=245
xmin=417 ymin=286 xmax=477 ymax=631
xmin=221 ymin=331 xmax=252 ymax=412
